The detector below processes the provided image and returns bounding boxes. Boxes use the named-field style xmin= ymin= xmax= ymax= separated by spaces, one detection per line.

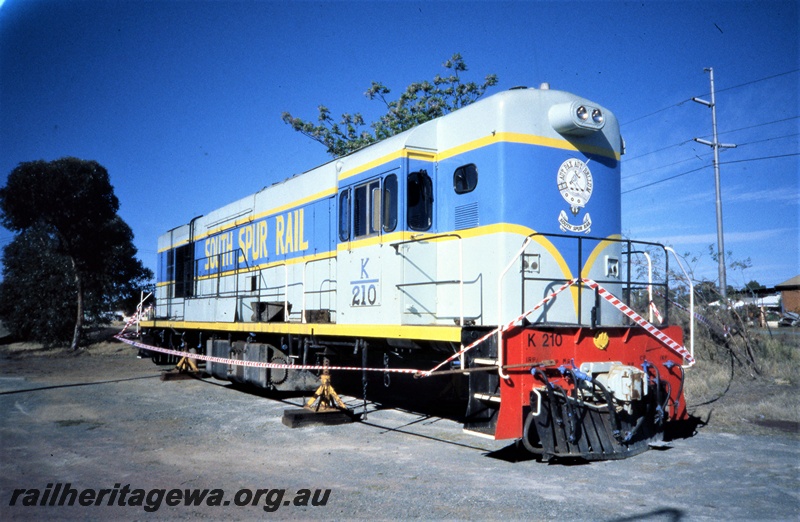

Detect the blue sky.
xmin=1 ymin=0 xmax=797 ymax=290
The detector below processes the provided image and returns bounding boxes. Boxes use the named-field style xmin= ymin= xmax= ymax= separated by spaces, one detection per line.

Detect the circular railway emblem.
xmin=557 ymin=158 xmax=593 ymax=216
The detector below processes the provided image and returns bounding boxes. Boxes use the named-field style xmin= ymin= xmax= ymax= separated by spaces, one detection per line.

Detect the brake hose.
xmin=664 ymin=360 xmax=685 ymax=414
xmin=643 ymin=361 xmax=664 ymax=425
xmin=556 ymin=364 xmax=624 ymax=443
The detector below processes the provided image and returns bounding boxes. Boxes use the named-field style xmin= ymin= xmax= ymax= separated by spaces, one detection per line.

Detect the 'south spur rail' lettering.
xmin=202 ymin=208 xmax=309 ymax=272
xmin=8 ymin=483 xmax=331 ymax=513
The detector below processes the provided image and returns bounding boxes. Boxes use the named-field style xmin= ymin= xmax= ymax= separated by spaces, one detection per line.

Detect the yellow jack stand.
xmin=161 ymin=354 xmax=201 ymax=381
xmin=305 ymin=372 xmax=347 ymax=412
xmin=176 ymin=355 xmax=199 ymax=373
xmin=282 ymin=359 xmax=353 ymax=428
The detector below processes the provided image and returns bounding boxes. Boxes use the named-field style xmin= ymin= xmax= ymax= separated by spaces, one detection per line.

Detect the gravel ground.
xmin=1 ymin=341 xmax=798 ymax=521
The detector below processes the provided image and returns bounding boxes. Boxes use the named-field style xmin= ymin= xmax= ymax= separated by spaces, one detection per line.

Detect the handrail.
xmin=496 ymin=237 xmax=533 ymax=379
xmin=193 ymin=248 xmax=252 ymax=298
xmin=521 ymin=233 xmax=670 ymax=323
xmin=247 ymin=263 xmax=294 ymax=322
xmin=282 ymin=263 xmax=289 ymax=322
xmin=135 ymin=290 xmax=152 ymax=334
xmin=396 ymin=280 xmax=461 ymax=287
xmin=623 ymin=250 xmax=653 ymax=322
xmin=392 ymin=233 xmax=464 ymax=327
xmin=390 ymin=232 xmax=462 ymax=249
xmin=499 ymin=232 xmax=676 ymax=379
xmin=302 ymin=257 xmax=337 ymax=323
xmin=665 ymin=247 xmax=694 ymax=366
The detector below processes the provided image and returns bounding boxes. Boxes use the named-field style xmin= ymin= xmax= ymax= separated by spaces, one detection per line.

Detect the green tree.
xmin=0 ymin=157 xmax=152 ymax=349
xmin=282 ymin=53 xmax=498 ymax=157
xmin=742 ymin=280 xmax=765 ymax=293
xmin=0 ymin=225 xmax=76 ymax=345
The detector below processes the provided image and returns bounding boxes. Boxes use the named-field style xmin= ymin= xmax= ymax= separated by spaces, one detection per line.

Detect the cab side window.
xmin=382 ymin=174 xmax=398 ymax=232
xmin=407 ymin=170 xmax=433 ymax=231
xmin=339 ymin=172 xmax=403 ymax=241
xmin=453 ymin=163 xmax=478 ymax=194
xmin=338 ymin=189 xmax=350 ymax=242
xmin=353 ymin=179 xmax=381 ymax=238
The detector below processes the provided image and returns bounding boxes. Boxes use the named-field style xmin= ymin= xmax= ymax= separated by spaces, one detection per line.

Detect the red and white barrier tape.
xmin=425 ymin=278 xmax=579 ymax=374
xmin=114 ymin=334 xmax=424 ymax=375
xmin=117 ymin=276 xmax=693 ymax=376
xmin=649 ymin=300 xmax=664 ymax=324
xmin=119 ymin=304 xmax=153 ymax=336
xmin=582 ymin=278 xmax=694 ymax=364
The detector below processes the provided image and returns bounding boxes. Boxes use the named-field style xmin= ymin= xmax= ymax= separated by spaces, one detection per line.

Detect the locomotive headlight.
xmin=549 ymin=101 xmax=606 ymax=136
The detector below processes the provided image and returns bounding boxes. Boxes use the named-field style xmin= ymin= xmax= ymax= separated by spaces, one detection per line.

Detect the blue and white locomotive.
xmin=141 ymin=85 xmax=691 ymax=461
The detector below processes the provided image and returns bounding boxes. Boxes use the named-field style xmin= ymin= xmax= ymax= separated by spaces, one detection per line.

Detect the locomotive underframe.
xmin=140 ymin=318 xmax=687 ymax=462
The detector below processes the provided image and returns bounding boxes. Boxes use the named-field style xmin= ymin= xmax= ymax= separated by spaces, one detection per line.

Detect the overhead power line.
xmin=717 ymin=152 xmax=800 ymax=166
xmin=624 ymin=115 xmax=798 ymax=171
xmin=622 ymin=166 xmax=708 ymax=194
xmin=622 ymin=152 xmax=711 ymax=180
xmin=620 ymin=68 xmax=799 ymax=127
xmin=699 ymin=115 xmax=800 ymax=140
xmin=622 ymin=152 xmax=800 ymax=195
xmin=620 ymin=99 xmax=692 ymax=127
xmin=623 ymin=139 xmax=694 ymax=162
xmin=737 ymin=132 xmax=800 ymax=147
xmin=701 ymin=68 xmax=800 ymax=97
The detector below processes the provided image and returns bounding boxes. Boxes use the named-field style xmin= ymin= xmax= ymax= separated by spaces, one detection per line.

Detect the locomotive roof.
xmin=160 ymin=86 xmax=620 ymax=248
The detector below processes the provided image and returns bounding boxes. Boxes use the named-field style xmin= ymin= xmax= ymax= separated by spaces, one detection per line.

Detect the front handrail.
xmin=391 ymin=233 xmax=464 ymax=327
xmin=496 ymin=232 xmax=675 ymax=380
xmin=665 ymin=247 xmax=694 ymax=366
xmin=623 ymin=250 xmax=653 ymax=322
xmin=496 ymin=237 xmax=533 ymax=379
xmin=519 ymin=233 xmax=670 ymax=324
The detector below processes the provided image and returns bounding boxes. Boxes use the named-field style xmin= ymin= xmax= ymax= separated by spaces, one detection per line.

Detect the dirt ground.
xmin=683 ymin=328 xmax=800 ymax=438
xmin=1 ymin=328 xmax=798 ymax=520
xmin=5 ymin=325 xmax=797 ymax=438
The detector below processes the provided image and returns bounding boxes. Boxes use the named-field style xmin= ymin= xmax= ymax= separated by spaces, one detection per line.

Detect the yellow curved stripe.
xmin=581 ymin=235 xmax=623 ymax=279
xmin=162 ymin=132 xmax=618 ymax=253
xmin=338 ymin=150 xmax=406 ymax=181
xmin=337 ymin=132 xmax=619 ymax=182
xmin=437 ymin=132 xmax=620 ymax=162
xmin=160 ymin=219 xmax=621 ymax=325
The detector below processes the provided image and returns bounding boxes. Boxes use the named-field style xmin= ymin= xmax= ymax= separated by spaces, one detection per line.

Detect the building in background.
xmin=776 ymin=275 xmax=800 ymax=314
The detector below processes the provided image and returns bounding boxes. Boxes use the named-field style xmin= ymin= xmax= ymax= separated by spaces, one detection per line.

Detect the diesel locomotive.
xmin=136 ymin=84 xmax=693 ymax=461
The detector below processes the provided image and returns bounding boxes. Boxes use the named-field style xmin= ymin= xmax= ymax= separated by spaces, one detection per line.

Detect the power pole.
xmin=692 ymin=67 xmax=737 ymax=303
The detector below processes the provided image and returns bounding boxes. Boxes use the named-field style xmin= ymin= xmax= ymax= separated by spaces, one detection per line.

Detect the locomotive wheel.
xmin=269 ymin=355 xmax=289 ymax=386
xmin=522 ymin=411 xmax=544 ymax=455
